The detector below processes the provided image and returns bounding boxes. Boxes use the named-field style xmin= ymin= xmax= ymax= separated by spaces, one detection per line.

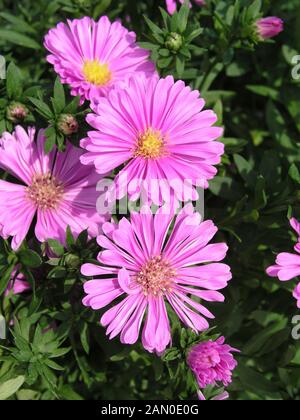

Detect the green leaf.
xmin=247 ymin=85 xmax=279 ymax=101
xmin=233 ymin=154 xmax=256 ymax=189
xmin=209 ymin=176 xmax=244 ymax=201
xmin=0 ymin=30 xmax=40 ymax=49
xmin=93 ymin=0 xmax=112 ymax=19
xmin=53 ymin=78 xmax=66 ymax=114
xmin=76 ymin=230 xmax=88 ymax=248
xmin=18 ymin=250 xmax=42 ymax=268
xmin=246 ymin=0 xmax=262 ymax=19
xmin=0 ymin=376 xmax=25 ymax=400
xmin=44 ymin=126 xmax=57 ymax=154
xmin=237 ymin=364 xmax=278 ymax=395
xmin=254 ymin=176 xmax=267 ymax=209
xmin=80 ymin=322 xmax=90 ymax=355
xmin=59 ymin=385 xmax=83 ymax=401
xmin=289 ymin=164 xmax=300 ymax=183
xmin=222 ymin=137 xmax=248 ymax=153
xmin=177 ymin=2 xmax=190 ymax=33
xmin=0 ymin=265 xmax=15 ymax=295
xmin=48 ymin=239 xmax=65 ymax=257
xmin=162 ymin=348 xmax=181 ymax=362
xmin=47 ymin=266 xmax=67 ymax=279
xmin=28 ymin=97 xmax=53 ymax=119
xmin=44 ymin=359 xmax=65 ymax=371
xmin=66 ymin=226 xmax=75 ymax=248
xmin=0 ymin=12 xmax=36 ymax=34
xmin=63 ymin=96 xmax=80 ymax=114
xmin=6 ymin=62 xmax=23 ymax=99
xmin=176 ymin=55 xmax=185 ymax=77
xmin=157 ymin=56 xmax=173 ymax=69
xmin=185 ymin=27 xmax=203 ymax=43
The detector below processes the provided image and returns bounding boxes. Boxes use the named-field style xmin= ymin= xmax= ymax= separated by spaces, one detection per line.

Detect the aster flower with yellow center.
xmin=81 ymin=74 xmax=224 ymax=205
xmin=44 ymin=16 xmax=155 ymax=103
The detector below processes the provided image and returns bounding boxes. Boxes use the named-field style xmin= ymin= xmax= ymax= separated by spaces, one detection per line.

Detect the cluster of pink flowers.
xmin=1 ymin=3 xmax=285 ymax=397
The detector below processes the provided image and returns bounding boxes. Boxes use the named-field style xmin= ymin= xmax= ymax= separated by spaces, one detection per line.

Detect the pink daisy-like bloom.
xmin=267 ymin=218 xmax=300 ymax=308
xmin=166 ymin=0 xmax=205 ymax=15
xmin=5 ymin=269 xmax=30 ymax=296
xmin=44 ymin=16 xmax=155 ymax=103
xmin=0 ymin=126 xmax=106 ymax=250
xmin=81 ymin=205 xmax=232 ymax=354
xmin=187 ymin=337 xmax=239 ymax=389
xmin=81 ymin=74 xmax=224 ymax=204
xmin=256 ymin=17 xmax=284 ymax=39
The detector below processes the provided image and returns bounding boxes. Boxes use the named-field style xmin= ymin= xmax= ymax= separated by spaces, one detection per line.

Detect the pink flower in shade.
xmin=5 ymin=269 xmax=30 ymax=296
xmin=0 ymin=126 xmax=106 ymax=250
xmin=187 ymin=337 xmax=239 ymax=389
xmin=256 ymin=17 xmax=284 ymax=39
xmin=267 ymin=218 xmax=300 ymax=308
xmin=197 ymin=390 xmax=229 ymax=401
xmin=293 ymin=284 xmax=300 ymax=309
xmin=81 ymin=205 xmax=232 ymax=354
xmin=44 ymin=16 xmax=155 ymax=104
xmin=166 ymin=0 xmax=205 ymax=15
xmin=81 ymin=74 xmax=224 ymax=204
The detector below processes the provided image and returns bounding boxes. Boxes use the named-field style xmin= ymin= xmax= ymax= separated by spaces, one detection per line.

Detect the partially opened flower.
xmin=256 ymin=17 xmax=284 ymax=40
xmin=0 ymin=126 xmax=106 ymax=250
xmin=166 ymin=0 xmax=205 ymax=15
xmin=267 ymin=218 xmax=300 ymax=308
xmin=44 ymin=16 xmax=155 ymax=103
xmin=5 ymin=269 xmax=30 ymax=296
xmin=82 ymin=205 xmax=231 ymax=354
xmin=81 ymin=74 xmax=224 ymax=204
xmin=188 ymin=337 xmax=239 ymax=389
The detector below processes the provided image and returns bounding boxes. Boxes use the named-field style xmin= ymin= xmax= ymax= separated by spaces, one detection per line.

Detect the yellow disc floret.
xmin=83 ymin=60 xmax=112 ymax=86
xmin=135 ymin=128 xmax=165 ymax=159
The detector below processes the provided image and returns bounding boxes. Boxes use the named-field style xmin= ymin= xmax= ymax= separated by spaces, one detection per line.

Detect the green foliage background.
xmin=0 ymin=0 xmax=300 ymax=400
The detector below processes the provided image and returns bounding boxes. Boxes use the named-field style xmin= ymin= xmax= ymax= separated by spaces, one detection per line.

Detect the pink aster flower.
xmin=81 ymin=74 xmax=224 ymax=204
xmin=166 ymin=0 xmax=205 ymax=15
xmin=187 ymin=337 xmax=239 ymax=389
xmin=256 ymin=17 xmax=284 ymax=39
xmin=5 ymin=269 xmax=30 ymax=296
xmin=44 ymin=16 xmax=155 ymax=103
xmin=267 ymin=218 xmax=300 ymax=308
xmin=0 ymin=126 xmax=106 ymax=250
xmin=81 ymin=205 xmax=231 ymax=354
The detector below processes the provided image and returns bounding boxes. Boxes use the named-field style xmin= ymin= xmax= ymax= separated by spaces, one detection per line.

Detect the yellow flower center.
xmin=136 ymin=256 xmax=176 ymax=296
xmin=135 ymin=128 xmax=165 ymax=159
xmin=26 ymin=174 xmax=64 ymax=211
xmin=82 ymin=60 xmax=112 ymax=86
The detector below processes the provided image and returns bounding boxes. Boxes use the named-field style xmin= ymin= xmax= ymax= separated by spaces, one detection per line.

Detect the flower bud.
xmin=57 ymin=114 xmax=79 ymax=136
xmin=6 ymin=102 xmax=28 ymax=123
xmin=256 ymin=17 xmax=284 ymax=40
xmin=65 ymin=253 xmax=81 ymax=269
xmin=165 ymin=32 xmax=183 ymax=53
